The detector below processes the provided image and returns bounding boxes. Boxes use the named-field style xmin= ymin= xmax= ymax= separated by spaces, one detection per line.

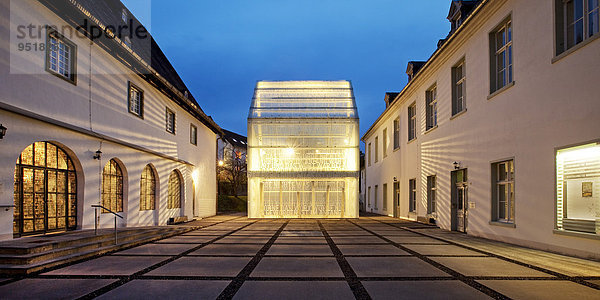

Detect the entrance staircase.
xmin=0 ymin=226 xmax=198 ymax=275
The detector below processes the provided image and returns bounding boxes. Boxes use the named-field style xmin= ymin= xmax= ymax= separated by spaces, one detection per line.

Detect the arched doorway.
xmin=168 ymin=170 xmax=183 ymax=210
xmin=13 ymin=142 xmax=78 ymax=237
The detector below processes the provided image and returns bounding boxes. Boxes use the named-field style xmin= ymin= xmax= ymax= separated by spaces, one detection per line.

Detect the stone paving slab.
xmin=216 ymin=236 xmax=272 ymax=244
xmin=362 ymin=280 xmax=491 ymax=300
xmin=0 ymin=278 xmax=116 ymax=300
xmin=403 ymin=244 xmax=485 ymax=256
xmin=274 ymin=237 xmax=327 ymax=244
xmin=280 ymin=230 xmax=323 ymax=237
xmin=251 ymin=257 xmax=343 ymax=277
xmin=331 ymin=236 xmax=388 ymax=244
xmin=115 ymin=243 xmax=198 ymax=255
xmin=266 ymin=244 xmax=333 ymax=256
xmin=430 ymin=257 xmax=554 ymax=277
xmin=146 ymin=257 xmax=251 ymax=277
xmin=234 ymin=281 xmax=354 ymax=300
xmin=477 ymin=280 xmax=600 ymax=299
xmin=347 ymin=257 xmax=451 ymax=278
xmin=188 ymin=244 xmax=263 ymax=256
xmin=337 ymin=244 xmax=410 ymax=256
xmin=97 ymin=280 xmax=230 ymax=300
xmin=154 ymin=236 xmax=216 ymax=244
xmin=387 ymin=236 xmax=449 ymax=244
xmin=326 ymin=230 xmax=372 ymax=236
xmin=43 ymin=256 xmax=166 ymax=276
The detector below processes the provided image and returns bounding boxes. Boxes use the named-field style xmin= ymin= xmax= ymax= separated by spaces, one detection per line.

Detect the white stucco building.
xmin=0 ymin=0 xmax=220 ymax=240
xmin=247 ymin=81 xmax=359 ymax=218
xmin=362 ymin=0 xmax=600 ymax=259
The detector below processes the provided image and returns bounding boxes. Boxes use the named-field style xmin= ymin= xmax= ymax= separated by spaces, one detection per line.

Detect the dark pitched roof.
xmin=222 ymin=129 xmax=247 ymax=148
xmin=384 ymin=92 xmax=400 ymax=108
xmin=38 ymin=0 xmax=220 ymax=134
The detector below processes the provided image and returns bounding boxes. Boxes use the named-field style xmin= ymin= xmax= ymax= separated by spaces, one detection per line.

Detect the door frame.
xmin=450 ymin=168 xmax=468 ymax=233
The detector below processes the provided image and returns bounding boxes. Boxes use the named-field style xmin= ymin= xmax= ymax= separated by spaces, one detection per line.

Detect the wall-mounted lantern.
xmin=393 ymin=177 xmax=398 ymax=182
xmin=0 ymin=124 xmax=7 ymax=139
xmin=93 ymin=150 xmax=102 ymax=160
xmin=453 ymin=161 xmax=461 ymax=170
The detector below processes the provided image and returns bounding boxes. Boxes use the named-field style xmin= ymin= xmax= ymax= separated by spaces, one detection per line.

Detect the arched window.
xmin=102 ymin=159 xmax=123 ymax=213
xmin=14 ymin=142 xmax=77 ymax=236
xmin=168 ymin=170 xmax=182 ymax=209
xmin=140 ymin=164 xmax=156 ymax=211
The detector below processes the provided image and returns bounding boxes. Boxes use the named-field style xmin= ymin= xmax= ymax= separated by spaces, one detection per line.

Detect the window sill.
xmin=407 ymin=138 xmax=417 ymax=145
xmin=489 ymin=221 xmax=516 ymax=228
xmin=553 ymin=229 xmax=600 ymax=240
xmin=393 ymin=147 xmax=400 ymax=152
xmin=487 ymin=81 xmax=515 ymax=100
xmin=46 ymin=69 xmax=77 ymax=86
xmin=424 ymin=125 xmax=438 ymax=135
xmin=552 ymin=33 xmax=600 ymax=64
xmin=129 ymin=111 xmax=144 ymax=120
xmin=450 ymin=109 xmax=467 ymax=120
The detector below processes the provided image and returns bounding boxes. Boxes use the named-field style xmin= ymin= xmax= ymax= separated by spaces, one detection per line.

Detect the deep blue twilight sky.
xmin=122 ymin=0 xmax=452 ymax=138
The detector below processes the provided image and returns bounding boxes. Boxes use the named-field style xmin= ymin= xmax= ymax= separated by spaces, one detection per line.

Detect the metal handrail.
xmin=91 ymin=205 xmax=123 ymax=244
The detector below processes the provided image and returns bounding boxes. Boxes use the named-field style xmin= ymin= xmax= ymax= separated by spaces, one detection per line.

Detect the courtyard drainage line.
xmin=367 ymin=217 xmax=600 ymax=291
xmin=216 ymin=220 xmax=290 ymax=299
xmin=318 ymin=220 xmax=372 ymax=300
xmin=0 ymin=216 xmax=250 ymax=288
xmin=76 ymin=219 xmax=260 ymax=300
xmin=347 ymin=220 xmax=510 ymax=300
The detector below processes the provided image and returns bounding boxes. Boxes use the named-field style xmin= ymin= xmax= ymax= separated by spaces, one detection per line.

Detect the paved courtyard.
xmin=0 ymin=214 xmax=599 ymax=299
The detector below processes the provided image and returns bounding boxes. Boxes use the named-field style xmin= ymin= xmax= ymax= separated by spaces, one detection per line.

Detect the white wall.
xmin=364 ymin=0 xmax=600 ymax=258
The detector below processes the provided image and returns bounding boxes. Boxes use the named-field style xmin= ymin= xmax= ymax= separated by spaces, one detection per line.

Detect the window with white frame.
xmin=426 ymin=85 xmax=437 ymax=130
xmin=393 ymin=118 xmax=400 ymax=149
xmin=375 ymin=136 xmax=379 ymax=163
xmin=492 ymin=160 xmax=515 ymax=223
xmin=46 ymin=29 xmax=76 ymax=83
xmin=409 ymin=179 xmax=416 ymax=212
xmin=408 ymin=103 xmax=416 ymax=141
xmin=368 ymin=186 xmax=371 ymax=207
xmin=166 ymin=108 xmax=176 ymax=134
xmin=452 ymin=60 xmax=466 ymax=115
xmin=128 ymin=82 xmax=143 ymax=118
xmin=427 ymin=175 xmax=437 ymax=214
xmin=374 ymin=185 xmax=378 ymax=209
xmin=383 ymin=183 xmax=388 ymax=211
xmin=490 ymin=16 xmax=513 ymax=93
xmin=556 ymin=0 xmax=599 ymax=55
xmin=190 ymin=124 xmax=198 ymax=145
xmin=383 ymin=128 xmax=388 ymax=158
xmin=368 ymin=143 xmax=372 ymax=166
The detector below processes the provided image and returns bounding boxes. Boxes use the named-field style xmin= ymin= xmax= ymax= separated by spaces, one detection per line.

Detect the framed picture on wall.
xmin=582 ymin=182 xmax=593 ymax=197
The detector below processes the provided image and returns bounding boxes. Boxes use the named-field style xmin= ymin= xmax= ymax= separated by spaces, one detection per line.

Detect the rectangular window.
xmin=368 ymin=186 xmax=371 ymax=207
xmin=393 ymin=118 xmax=400 ymax=149
xmin=427 ymin=176 xmax=437 ymax=214
xmin=368 ymin=143 xmax=372 ymax=166
xmin=556 ymin=143 xmax=600 ymax=235
xmin=166 ymin=108 xmax=176 ymax=134
xmin=46 ymin=29 xmax=76 ymax=83
xmin=375 ymin=136 xmax=379 ymax=163
xmin=408 ymin=103 xmax=416 ymax=141
xmin=490 ymin=16 xmax=513 ymax=93
xmin=383 ymin=183 xmax=388 ymax=211
xmin=383 ymin=128 xmax=388 ymax=158
xmin=426 ymin=85 xmax=438 ymax=130
xmin=452 ymin=60 xmax=466 ymax=115
xmin=190 ymin=124 xmax=198 ymax=145
xmin=128 ymin=82 xmax=144 ymax=118
xmin=374 ymin=185 xmax=378 ymax=209
xmin=492 ymin=160 xmax=515 ymax=223
xmin=556 ymin=0 xmax=600 ymax=54
xmin=409 ymin=179 xmax=416 ymax=212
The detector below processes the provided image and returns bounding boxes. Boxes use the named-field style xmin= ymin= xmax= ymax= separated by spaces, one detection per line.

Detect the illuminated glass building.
xmin=247 ymin=81 xmax=359 ymax=218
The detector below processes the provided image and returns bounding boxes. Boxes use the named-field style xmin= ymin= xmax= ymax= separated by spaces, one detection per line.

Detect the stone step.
xmin=0 ymin=226 xmax=197 ymax=275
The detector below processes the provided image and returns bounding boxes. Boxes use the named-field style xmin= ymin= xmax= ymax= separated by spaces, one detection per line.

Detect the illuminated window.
xmin=375 ymin=136 xmax=379 ymax=163
xmin=128 ymin=82 xmax=143 ymax=118
xmin=556 ymin=143 xmax=600 ymax=235
xmin=140 ymin=164 xmax=156 ymax=211
xmin=490 ymin=16 xmax=513 ymax=93
xmin=46 ymin=29 xmax=76 ymax=83
xmin=426 ymin=85 xmax=437 ymax=130
xmin=374 ymin=185 xmax=378 ymax=210
xmin=492 ymin=160 xmax=515 ymax=223
xmin=427 ymin=175 xmax=436 ymax=214
xmin=408 ymin=103 xmax=416 ymax=141
xmin=190 ymin=124 xmax=198 ymax=145
xmin=556 ymin=0 xmax=599 ymax=54
xmin=368 ymin=186 xmax=371 ymax=208
xmin=452 ymin=60 xmax=466 ymax=116
xmin=383 ymin=183 xmax=388 ymax=211
xmin=102 ymin=159 xmax=123 ymax=213
xmin=383 ymin=128 xmax=388 ymax=158
xmin=166 ymin=108 xmax=176 ymax=134
xmin=168 ymin=171 xmax=182 ymax=209
xmin=409 ymin=179 xmax=416 ymax=212
xmin=393 ymin=118 xmax=400 ymax=149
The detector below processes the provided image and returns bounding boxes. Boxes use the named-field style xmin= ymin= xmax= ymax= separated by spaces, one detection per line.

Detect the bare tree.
xmin=218 ymin=149 xmax=247 ymax=196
